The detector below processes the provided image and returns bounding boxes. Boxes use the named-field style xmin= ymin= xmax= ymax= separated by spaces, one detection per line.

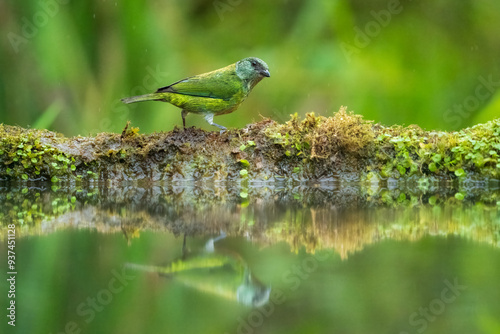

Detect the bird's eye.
xmin=251 ymin=60 xmax=257 ymax=67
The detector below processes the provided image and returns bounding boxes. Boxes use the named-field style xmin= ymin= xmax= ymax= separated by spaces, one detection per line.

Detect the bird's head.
xmin=236 ymin=270 xmax=271 ymax=307
xmin=236 ymin=57 xmax=270 ymax=89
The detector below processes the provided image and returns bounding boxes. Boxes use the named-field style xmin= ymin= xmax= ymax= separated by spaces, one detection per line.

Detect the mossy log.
xmin=1 ymin=107 xmax=499 ymax=184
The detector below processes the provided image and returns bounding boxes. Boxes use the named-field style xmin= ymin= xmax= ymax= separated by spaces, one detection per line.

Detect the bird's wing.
xmin=156 ymin=68 xmax=240 ymax=101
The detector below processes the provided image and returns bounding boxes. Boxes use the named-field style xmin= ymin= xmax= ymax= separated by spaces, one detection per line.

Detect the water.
xmin=1 ymin=182 xmax=499 ymax=334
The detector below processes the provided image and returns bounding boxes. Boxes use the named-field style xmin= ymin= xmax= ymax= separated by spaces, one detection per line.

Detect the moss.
xmin=307 ymin=107 xmax=374 ymax=158
xmin=0 ymin=125 xmax=81 ymax=182
xmin=373 ymin=118 xmax=500 ymax=179
xmin=1 ymin=111 xmax=499 ymax=183
xmin=262 ymin=107 xmax=373 ymax=159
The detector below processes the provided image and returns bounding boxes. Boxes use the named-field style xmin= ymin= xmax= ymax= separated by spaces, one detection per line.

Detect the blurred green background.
xmin=4 ymin=230 xmax=500 ymax=334
xmin=1 ymin=0 xmax=500 ymax=136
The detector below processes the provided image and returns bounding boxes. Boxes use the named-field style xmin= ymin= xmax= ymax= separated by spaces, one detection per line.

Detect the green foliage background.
xmin=1 ymin=0 xmax=500 ymax=136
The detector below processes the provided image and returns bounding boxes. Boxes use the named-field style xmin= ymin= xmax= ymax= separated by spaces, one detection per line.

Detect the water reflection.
xmin=126 ymin=232 xmax=271 ymax=307
xmin=1 ymin=182 xmax=499 ymax=334
xmin=0 ymin=182 xmax=498 ymax=257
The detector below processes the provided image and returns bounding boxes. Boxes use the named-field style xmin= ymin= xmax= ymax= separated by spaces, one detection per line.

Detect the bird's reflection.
xmin=126 ymin=232 xmax=271 ymax=307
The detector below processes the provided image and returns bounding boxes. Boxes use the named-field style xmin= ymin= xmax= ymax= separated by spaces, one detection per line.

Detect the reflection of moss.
xmin=0 ymin=187 xmax=100 ymax=231
xmin=1 ymin=110 xmax=500 ymax=182
xmin=0 ymin=184 xmax=498 ymax=258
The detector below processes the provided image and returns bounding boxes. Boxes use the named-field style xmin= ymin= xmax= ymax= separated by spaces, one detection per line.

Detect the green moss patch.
xmin=1 ymin=109 xmax=499 ymax=184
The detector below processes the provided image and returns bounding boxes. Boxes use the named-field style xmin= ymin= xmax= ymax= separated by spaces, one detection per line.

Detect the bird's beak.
xmin=260 ymin=69 xmax=271 ymax=77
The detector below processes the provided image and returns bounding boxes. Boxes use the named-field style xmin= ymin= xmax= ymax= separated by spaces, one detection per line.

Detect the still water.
xmin=1 ymin=182 xmax=499 ymax=334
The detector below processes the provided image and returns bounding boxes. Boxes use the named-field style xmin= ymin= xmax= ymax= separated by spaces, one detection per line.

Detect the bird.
xmin=125 ymin=232 xmax=271 ymax=307
xmin=121 ymin=57 xmax=270 ymax=132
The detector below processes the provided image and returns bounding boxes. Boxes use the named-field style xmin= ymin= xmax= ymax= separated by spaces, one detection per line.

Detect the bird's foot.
xmin=204 ymin=114 xmax=227 ymax=134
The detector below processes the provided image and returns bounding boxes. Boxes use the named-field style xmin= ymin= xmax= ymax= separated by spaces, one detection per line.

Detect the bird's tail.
xmin=121 ymin=93 xmax=161 ymax=104
xmin=125 ymin=262 xmax=168 ymax=274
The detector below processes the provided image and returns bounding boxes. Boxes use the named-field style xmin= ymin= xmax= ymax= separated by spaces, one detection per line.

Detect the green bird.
xmin=121 ymin=57 xmax=270 ymax=131
xmin=125 ymin=232 xmax=271 ymax=307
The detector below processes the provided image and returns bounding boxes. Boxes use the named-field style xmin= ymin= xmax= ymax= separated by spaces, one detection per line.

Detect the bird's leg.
xmin=181 ymin=110 xmax=188 ymax=130
xmin=212 ymin=230 xmax=227 ymax=243
xmin=182 ymin=233 xmax=187 ymax=259
xmin=204 ymin=114 xmax=227 ymax=133
xmin=204 ymin=230 xmax=227 ymax=253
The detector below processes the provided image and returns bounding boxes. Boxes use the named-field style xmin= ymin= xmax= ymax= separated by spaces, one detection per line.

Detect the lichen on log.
xmin=1 ymin=107 xmax=499 ymax=184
